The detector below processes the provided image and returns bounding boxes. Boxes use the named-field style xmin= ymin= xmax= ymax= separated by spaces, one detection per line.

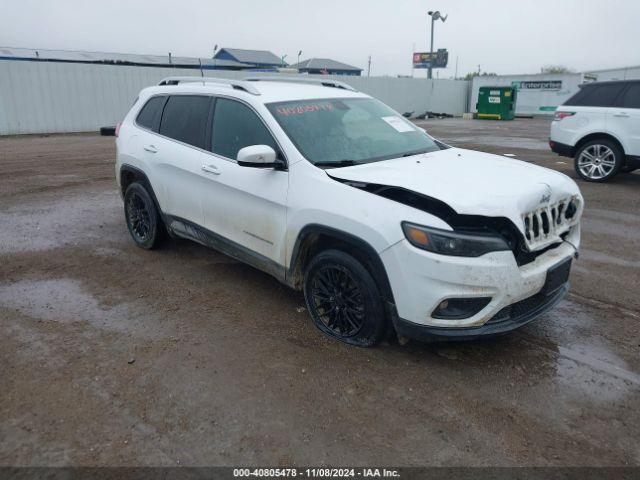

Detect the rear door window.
xmin=159 ymin=95 xmax=212 ymax=149
xmin=617 ymin=84 xmax=640 ymax=109
xmin=564 ymin=83 xmax=626 ymax=107
xmin=211 ymin=98 xmax=279 ymax=160
xmin=136 ymin=96 xmax=167 ymax=131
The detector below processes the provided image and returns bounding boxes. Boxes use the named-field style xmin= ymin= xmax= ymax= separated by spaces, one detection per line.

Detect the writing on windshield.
xmin=267 ymin=98 xmax=440 ymax=167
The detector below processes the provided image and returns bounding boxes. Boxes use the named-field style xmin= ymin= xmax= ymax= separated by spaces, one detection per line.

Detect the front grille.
xmin=522 ymin=196 xmax=580 ymax=250
xmin=513 ymin=239 xmax=563 ymax=266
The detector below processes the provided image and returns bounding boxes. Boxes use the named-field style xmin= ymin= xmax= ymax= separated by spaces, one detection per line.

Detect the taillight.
xmin=554 ymin=111 xmax=575 ymax=121
xmin=115 ymin=123 xmax=121 ymax=137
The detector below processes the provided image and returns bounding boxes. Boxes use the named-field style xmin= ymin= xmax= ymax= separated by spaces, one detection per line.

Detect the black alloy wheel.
xmin=304 ymin=249 xmax=388 ymax=347
xmin=309 ymin=264 xmax=366 ymax=337
xmin=124 ymin=182 xmax=163 ymax=249
xmin=127 ymin=192 xmax=151 ymax=242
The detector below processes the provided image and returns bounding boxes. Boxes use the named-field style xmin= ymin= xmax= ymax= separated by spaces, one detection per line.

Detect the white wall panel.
xmin=586 ymin=66 xmax=640 ymax=81
xmin=0 ymin=61 xmax=469 ymax=135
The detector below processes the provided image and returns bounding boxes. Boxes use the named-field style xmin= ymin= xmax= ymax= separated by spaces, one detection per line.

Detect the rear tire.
xmin=124 ymin=182 xmax=163 ymax=250
xmin=303 ymin=249 xmax=388 ymax=347
xmin=574 ymin=139 xmax=623 ymax=182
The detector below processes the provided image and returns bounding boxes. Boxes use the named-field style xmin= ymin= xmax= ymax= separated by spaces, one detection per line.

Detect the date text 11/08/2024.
xmin=233 ymin=468 xmax=401 ymax=478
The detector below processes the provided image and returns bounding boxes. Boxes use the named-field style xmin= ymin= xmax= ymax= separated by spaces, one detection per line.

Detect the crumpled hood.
xmin=327 ymin=147 xmax=582 ymax=237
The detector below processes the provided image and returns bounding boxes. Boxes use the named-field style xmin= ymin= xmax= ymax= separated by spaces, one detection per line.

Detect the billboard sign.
xmin=413 ymin=49 xmax=448 ymax=69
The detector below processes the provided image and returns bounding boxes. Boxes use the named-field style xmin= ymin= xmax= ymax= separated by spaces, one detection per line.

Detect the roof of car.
xmin=143 ymin=79 xmax=367 ymax=103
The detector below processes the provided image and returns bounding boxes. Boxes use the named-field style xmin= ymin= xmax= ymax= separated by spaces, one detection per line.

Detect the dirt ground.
xmin=1 ymin=118 xmax=639 ymax=467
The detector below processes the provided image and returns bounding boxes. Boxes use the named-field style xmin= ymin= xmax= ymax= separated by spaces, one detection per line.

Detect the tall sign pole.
xmin=426 ymin=11 xmax=447 ymax=79
xmin=428 ymin=13 xmax=435 ymax=79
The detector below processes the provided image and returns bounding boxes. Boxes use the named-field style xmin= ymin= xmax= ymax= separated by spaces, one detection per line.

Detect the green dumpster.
xmin=476 ymin=86 xmax=517 ymax=120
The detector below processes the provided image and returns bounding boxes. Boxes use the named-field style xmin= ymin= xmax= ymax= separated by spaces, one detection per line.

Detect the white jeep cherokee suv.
xmin=116 ymin=76 xmax=583 ymax=346
xmin=550 ymin=80 xmax=640 ymax=182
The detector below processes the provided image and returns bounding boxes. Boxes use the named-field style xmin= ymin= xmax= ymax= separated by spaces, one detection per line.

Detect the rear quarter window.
xmin=564 ymin=83 xmax=626 ymax=107
xmin=136 ymin=96 xmax=166 ymax=131
xmin=618 ymin=83 xmax=640 ymax=109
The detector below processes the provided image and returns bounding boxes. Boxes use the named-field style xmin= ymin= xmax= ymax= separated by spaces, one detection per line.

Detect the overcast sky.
xmin=2 ymin=0 xmax=638 ymax=77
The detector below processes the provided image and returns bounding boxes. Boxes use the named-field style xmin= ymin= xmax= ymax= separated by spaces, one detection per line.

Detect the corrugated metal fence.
xmin=0 ymin=60 xmax=469 ymax=135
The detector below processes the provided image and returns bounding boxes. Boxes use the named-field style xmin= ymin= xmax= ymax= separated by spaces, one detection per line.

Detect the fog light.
xmin=432 ymin=297 xmax=492 ymax=320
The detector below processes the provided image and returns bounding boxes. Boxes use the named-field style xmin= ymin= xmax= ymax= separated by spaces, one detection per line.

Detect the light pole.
xmin=427 ymin=10 xmax=447 ymax=80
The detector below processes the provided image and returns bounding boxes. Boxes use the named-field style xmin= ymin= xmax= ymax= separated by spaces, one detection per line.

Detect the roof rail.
xmin=244 ymin=76 xmax=357 ymax=92
xmin=157 ymin=76 xmax=261 ymax=95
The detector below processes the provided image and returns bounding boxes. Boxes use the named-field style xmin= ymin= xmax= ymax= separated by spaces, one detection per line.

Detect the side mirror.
xmin=237 ymin=145 xmax=280 ymax=168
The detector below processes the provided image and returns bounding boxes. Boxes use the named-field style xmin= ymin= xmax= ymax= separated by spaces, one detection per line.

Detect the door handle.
xmin=143 ymin=144 xmax=158 ymax=153
xmin=613 ymin=113 xmax=629 ymax=118
xmin=201 ymin=164 xmax=221 ymax=175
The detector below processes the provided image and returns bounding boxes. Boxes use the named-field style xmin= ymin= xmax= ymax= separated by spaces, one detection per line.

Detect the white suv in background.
xmin=550 ymin=80 xmax=640 ymax=182
xmin=116 ymin=76 xmax=582 ymax=346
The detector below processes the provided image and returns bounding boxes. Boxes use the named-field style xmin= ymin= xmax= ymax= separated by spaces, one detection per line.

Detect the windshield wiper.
xmin=401 ymin=149 xmax=431 ymax=158
xmin=314 ymin=160 xmax=360 ymax=168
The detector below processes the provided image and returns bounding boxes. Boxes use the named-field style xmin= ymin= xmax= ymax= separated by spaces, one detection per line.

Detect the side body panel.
xmin=149 ymin=133 xmax=208 ymax=225
xmin=550 ymin=105 xmax=611 ymax=148
xmin=200 ymin=159 xmax=289 ymax=263
xmin=199 ymin=99 xmax=291 ymax=264
xmin=608 ymin=102 xmax=640 ymax=156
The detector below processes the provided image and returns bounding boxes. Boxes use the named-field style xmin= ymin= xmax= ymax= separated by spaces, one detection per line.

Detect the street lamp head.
xmin=429 ymin=10 xmax=447 ymax=22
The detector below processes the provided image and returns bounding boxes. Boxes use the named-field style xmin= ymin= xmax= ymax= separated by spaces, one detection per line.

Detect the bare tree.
xmin=541 ymin=65 xmax=574 ymax=74
xmin=463 ymin=71 xmax=497 ymax=80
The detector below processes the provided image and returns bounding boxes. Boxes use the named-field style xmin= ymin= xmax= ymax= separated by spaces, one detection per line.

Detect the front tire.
xmin=303 ymin=250 xmax=388 ymax=347
xmin=124 ymin=182 xmax=163 ymax=249
xmin=574 ymin=139 xmax=623 ymax=182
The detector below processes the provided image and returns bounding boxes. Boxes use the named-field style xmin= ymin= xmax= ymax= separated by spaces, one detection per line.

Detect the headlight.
xmin=401 ymin=222 xmax=510 ymax=257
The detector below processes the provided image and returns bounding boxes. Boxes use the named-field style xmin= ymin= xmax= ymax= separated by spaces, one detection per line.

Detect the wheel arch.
xmin=574 ymin=132 xmax=625 ymax=157
xmin=287 ymin=224 xmax=396 ymax=307
xmin=120 ymin=164 xmax=152 ymax=196
xmin=119 ymin=164 xmax=166 ymax=223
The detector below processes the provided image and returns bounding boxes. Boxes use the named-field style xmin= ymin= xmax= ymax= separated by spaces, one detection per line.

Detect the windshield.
xmin=267 ymin=97 xmax=442 ymax=167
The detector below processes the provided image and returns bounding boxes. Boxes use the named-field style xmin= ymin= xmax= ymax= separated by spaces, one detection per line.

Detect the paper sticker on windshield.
xmin=382 ymin=116 xmax=414 ymax=133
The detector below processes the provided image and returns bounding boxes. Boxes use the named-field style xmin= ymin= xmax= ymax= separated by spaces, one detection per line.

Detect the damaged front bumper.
xmin=393 ymin=283 xmax=569 ymax=341
xmin=380 ymin=225 xmax=579 ymax=341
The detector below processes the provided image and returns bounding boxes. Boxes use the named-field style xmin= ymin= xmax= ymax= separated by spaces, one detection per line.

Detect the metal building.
xmin=0 ymin=46 xmax=256 ymax=71
xmin=289 ymin=58 xmax=362 ymax=76
xmin=213 ymin=48 xmax=284 ymax=69
xmin=584 ymin=65 xmax=640 ymax=81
